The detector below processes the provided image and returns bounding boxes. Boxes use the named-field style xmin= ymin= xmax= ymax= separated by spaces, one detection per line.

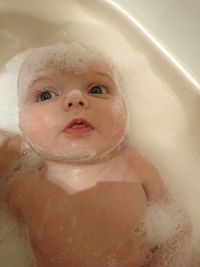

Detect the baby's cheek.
xmin=111 ymin=100 xmax=128 ymax=136
xmin=20 ymin=108 xmax=56 ymax=145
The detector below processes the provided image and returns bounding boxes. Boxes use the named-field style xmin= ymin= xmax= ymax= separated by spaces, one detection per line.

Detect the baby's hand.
xmin=0 ymin=131 xmax=22 ymax=175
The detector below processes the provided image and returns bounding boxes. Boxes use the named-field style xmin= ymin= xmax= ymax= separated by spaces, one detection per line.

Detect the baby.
xmin=6 ymin=42 xmax=191 ymax=267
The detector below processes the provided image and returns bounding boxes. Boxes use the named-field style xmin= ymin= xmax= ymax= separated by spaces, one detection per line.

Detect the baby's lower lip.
xmin=64 ymin=125 xmax=94 ymax=136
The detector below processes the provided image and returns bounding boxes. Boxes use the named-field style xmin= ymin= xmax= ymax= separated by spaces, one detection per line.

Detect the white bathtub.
xmin=0 ymin=0 xmax=200 ymax=266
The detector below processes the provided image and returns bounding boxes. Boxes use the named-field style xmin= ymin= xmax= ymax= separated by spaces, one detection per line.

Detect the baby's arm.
xmin=135 ymin=154 xmax=192 ymax=266
xmin=144 ymin=202 xmax=192 ymax=267
xmin=124 ymin=148 xmax=168 ymax=200
xmin=125 ymin=148 xmax=192 ymax=266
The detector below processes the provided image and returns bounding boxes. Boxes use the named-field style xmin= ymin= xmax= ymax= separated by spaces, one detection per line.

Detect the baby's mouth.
xmin=64 ymin=118 xmax=94 ymax=136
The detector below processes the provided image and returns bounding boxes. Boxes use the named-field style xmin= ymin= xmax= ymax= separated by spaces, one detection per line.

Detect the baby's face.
xmin=19 ymin=61 xmax=128 ymax=162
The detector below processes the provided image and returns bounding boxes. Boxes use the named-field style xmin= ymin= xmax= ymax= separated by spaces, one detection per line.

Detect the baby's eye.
xmin=87 ymin=85 xmax=108 ymax=95
xmin=39 ymin=91 xmax=58 ymax=102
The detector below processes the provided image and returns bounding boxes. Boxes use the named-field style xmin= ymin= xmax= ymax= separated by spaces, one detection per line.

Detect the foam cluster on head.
xmin=17 ymin=41 xmax=121 ymax=106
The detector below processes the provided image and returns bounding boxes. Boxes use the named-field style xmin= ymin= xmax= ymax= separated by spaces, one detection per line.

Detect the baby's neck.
xmin=46 ymin=144 xmax=122 ymax=167
xmin=44 ymin=145 xmax=122 ymax=194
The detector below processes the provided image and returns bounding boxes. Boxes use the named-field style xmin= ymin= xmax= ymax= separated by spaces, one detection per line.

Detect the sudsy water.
xmin=0 ymin=2 xmax=200 ymax=266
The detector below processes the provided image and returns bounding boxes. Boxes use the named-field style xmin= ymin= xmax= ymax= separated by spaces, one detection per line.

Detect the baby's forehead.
xmin=28 ymin=58 xmax=114 ymax=80
xmin=17 ymin=42 xmax=122 ymax=105
xmin=18 ymin=42 xmax=116 ymax=87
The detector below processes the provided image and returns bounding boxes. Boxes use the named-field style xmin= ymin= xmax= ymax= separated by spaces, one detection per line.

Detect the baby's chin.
xmin=29 ymin=143 xmax=121 ymax=164
xmin=31 ymin=145 xmax=99 ymax=163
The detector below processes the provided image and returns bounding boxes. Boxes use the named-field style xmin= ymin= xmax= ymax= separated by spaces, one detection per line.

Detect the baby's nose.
xmin=64 ymin=90 xmax=89 ymax=110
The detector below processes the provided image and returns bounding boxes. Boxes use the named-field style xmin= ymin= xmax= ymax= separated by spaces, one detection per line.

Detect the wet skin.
xmin=8 ymin=147 xmax=166 ymax=267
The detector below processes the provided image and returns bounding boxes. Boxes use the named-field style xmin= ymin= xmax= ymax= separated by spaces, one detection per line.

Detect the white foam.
xmin=0 ymin=50 xmax=32 ymax=133
xmin=144 ymin=201 xmax=190 ymax=246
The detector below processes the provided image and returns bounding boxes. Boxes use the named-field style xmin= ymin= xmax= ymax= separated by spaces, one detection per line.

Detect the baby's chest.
xmin=29 ymin=181 xmax=148 ymax=266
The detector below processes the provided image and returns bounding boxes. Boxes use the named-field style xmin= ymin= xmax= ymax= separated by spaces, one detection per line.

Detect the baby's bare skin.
xmin=8 ymin=147 xmax=166 ymax=267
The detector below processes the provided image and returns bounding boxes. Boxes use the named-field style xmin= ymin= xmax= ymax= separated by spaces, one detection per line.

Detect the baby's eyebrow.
xmin=94 ymin=71 xmax=118 ymax=90
xmin=95 ymin=71 xmax=112 ymax=79
xmin=29 ymin=76 xmax=54 ymax=87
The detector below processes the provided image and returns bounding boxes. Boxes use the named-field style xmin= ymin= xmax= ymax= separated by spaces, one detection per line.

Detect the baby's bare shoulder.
xmin=120 ymin=147 xmax=156 ymax=172
xmin=121 ymin=147 xmax=168 ymax=200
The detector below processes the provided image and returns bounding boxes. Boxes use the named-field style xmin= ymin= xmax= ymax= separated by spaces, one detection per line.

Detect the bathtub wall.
xmin=114 ymin=0 xmax=200 ymax=82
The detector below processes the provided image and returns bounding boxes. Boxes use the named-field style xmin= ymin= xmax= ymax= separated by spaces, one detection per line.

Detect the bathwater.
xmin=0 ymin=0 xmax=200 ymax=266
